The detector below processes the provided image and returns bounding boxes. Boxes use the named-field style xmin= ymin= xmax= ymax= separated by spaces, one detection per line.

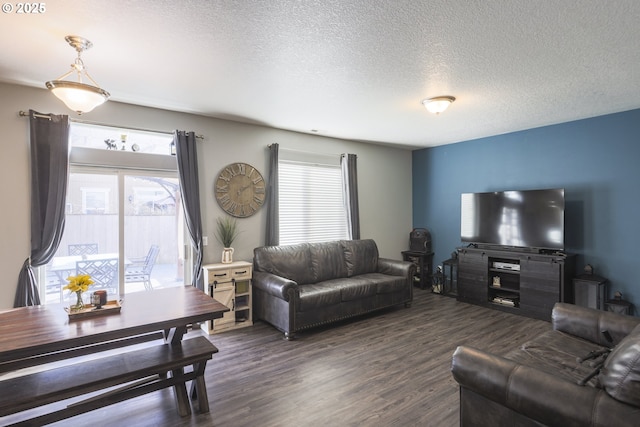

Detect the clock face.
xmin=214 ymin=162 xmax=266 ymax=218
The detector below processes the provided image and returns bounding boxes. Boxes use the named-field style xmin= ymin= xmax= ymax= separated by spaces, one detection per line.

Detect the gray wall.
xmin=0 ymin=82 xmax=413 ymax=309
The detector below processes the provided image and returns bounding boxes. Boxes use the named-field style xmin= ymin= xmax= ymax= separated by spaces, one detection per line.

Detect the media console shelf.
xmin=488 ymin=257 xmax=521 ymax=308
xmin=457 ymin=247 xmax=575 ymax=320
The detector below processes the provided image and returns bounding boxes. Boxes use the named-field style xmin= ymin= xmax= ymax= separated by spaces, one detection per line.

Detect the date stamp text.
xmin=2 ymin=3 xmax=46 ymax=13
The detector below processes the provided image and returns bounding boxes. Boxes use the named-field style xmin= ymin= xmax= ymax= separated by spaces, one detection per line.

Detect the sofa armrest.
xmin=377 ymin=257 xmax=416 ymax=278
xmin=451 ymin=345 xmax=637 ymax=427
xmin=252 ymin=271 xmax=298 ymax=302
xmin=552 ymin=303 xmax=640 ymax=347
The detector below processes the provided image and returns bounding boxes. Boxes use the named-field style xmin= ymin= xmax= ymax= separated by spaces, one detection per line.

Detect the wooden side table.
xmin=401 ymin=250 xmax=434 ymax=290
xmin=202 ymin=260 xmax=253 ymax=334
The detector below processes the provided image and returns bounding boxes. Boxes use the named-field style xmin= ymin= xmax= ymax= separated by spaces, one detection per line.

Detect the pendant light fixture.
xmin=45 ymin=35 xmax=110 ymax=114
xmin=422 ymin=96 xmax=455 ymax=115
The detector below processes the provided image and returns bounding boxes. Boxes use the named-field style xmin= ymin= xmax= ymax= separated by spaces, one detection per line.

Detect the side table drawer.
xmin=231 ymin=265 xmax=252 ymax=282
xmin=208 ymin=269 xmax=232 ymax=285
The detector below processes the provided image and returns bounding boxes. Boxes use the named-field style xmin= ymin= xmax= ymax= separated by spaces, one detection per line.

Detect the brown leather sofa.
xmin=451 ymin=303 xmax=640 ymax=427
xmin=252 ymin=239 xmax=415 ymax=340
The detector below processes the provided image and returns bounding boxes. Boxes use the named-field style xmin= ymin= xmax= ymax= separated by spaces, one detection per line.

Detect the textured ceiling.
xmin=1 ymin=0 xmax=639 ymax=148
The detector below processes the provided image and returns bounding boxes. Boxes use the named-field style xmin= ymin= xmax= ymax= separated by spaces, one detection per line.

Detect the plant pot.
xmin=222 ymin=247 xmax=234 ymax=264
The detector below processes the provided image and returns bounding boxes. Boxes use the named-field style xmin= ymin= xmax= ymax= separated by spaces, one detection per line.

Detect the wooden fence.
xmin=54 ymin=214 xmax=179 ymax=264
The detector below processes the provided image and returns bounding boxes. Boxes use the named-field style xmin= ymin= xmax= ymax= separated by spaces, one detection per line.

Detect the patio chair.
xmin=125 ymin=245 xmax=160 ymax=290
xmin=76 ymin=258 xmax=118 ymax=295
xmin=68 ymin=243 xmax=99 ymax=256
xmin=44 ymin=264 xmax=63 ymax=302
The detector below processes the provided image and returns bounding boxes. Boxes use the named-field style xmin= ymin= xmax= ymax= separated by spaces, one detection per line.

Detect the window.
xmin=41 ymin=123 xmax=187 ymax=304
xmin=69 ymin=122 xmax=174 ymax=155
xmin=81 ymin=187 xmax=110 ymax=214
xmin=131 ymin=187 xmax=177 ymax=215
xmin=278 ymin=152 xmax=348 ymax=245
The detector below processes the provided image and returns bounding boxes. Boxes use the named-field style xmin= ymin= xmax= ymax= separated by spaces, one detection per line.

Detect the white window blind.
xmin=279 ymin=157 xmax=348 ymax=245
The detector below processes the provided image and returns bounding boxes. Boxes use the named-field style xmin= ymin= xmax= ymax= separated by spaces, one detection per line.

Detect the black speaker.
xmin=409 ymin=228 xmax=431 ymax=253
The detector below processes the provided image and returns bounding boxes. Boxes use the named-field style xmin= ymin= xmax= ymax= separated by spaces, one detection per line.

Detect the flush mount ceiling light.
xmin=422 ymin=96 xmax=456 ymax=115
xmin=45 ymin=35 xmax=110 ymax=114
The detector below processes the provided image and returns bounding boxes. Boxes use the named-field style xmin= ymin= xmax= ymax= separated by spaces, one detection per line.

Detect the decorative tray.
xmin=65 ymin=300 xmax=122 ymax=320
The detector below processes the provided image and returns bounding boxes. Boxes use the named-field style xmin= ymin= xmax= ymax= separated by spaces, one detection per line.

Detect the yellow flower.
xmin=63 ymin=274 xmax=94 ymax=293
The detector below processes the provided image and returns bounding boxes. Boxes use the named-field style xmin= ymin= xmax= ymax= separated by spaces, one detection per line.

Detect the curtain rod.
xmin=268 ymin=144 xmax=344 ymax=158
xmin=18 ymin=110 xmax=204 ymax=140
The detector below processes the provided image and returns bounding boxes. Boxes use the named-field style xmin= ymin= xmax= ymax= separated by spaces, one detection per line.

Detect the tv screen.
xmin=461 ymin=188 xmax=565 ymax=251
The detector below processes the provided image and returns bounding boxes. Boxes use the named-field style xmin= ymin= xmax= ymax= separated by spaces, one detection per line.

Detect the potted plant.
xmin=214 ymin=216 xmax=240 ymax=263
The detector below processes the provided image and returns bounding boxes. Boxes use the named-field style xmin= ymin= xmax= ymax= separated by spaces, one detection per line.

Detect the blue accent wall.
xmin=413 ymin=108 xmax=640 ymax=310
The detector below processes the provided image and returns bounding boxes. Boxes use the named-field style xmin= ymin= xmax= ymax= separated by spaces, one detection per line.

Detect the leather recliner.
xmin=451 ymin=303 xmax=640 ymax=426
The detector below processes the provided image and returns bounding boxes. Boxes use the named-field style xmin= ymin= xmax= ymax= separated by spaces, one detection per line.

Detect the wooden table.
xmin=0 ymin=286 xmax=228 ymax=373
xmin=0 ymin=286 xmax=228 ymax=424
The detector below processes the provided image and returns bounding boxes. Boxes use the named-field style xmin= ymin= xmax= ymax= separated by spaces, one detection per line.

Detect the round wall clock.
xmin=214 ymin=162 xmax=266 ymax=218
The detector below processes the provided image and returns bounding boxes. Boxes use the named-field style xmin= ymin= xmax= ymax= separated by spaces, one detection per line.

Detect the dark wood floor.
xmin=9 ymin=289 xmax=551 ymax=427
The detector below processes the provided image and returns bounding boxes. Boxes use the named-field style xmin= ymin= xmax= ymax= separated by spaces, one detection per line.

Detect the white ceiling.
xmin=1 ymin=0 xmax=639 ymax=148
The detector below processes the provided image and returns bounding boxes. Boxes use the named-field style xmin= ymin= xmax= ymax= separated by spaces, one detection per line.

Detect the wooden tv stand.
xmin=456 ymin=246 xmax=576 ymax=321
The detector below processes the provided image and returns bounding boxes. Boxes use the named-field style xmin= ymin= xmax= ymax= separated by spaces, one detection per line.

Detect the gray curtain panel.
xmin=341 ymin=153 xmax=360 ymax=240
xmin=174 ymin=130 xmax=204 ymax=291
xmin=14 ymin=110 xmax=70 ymax=307
xmin=265 ymin=143 xmax=279 ymax=246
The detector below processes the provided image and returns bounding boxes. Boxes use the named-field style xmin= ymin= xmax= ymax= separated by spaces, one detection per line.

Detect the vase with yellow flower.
xmin=63 ymin=274 xmax=94 ymax=311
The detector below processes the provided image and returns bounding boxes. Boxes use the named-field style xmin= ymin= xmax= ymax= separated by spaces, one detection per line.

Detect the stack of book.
xmin=491 ymin=296 xmax=517 ymax=307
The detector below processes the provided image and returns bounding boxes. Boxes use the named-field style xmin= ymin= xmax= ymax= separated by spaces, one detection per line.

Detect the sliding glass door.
xmin=43 ymin=169 xmax=185 ymax=304
xmin=123 ymin=173 xmax=184 ymax=294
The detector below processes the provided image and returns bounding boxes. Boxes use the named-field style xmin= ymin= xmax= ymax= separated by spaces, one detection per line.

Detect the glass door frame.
xmin=38 ymin=165 xmax=189 ymax=302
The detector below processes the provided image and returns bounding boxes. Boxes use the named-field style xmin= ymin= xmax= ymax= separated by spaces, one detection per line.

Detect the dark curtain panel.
xmin=341 ymin=153 xmax=360 ymax=240
xmin=14 ymin=110 xmax=70 ymax=307
xmin=265 ymin=143 xmax=279 ymax=246
xmin=174 ymin=130 xmax=204 ymax=290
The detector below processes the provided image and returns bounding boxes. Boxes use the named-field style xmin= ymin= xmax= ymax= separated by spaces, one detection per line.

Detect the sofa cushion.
xmin=341 ymin=239 xmax=379 ymax=277
xmin=599 ymin=323 xmax=640 ymax=406
xmin=359 ymin=273 xmax=406 ymax=294
xmin=310 ymin=241 xmax=348 ymax=282
xmin=253 ymin=243 xmax=315 ymax=285
xmin=334 ymin=277 xmax=377 ymax=301
xmin=504 ymin=330 xmax=607 ymax=387
xmin=298 ymin=283 xmax=342 ymax=311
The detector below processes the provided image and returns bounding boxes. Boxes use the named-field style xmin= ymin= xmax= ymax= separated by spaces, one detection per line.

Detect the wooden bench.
xmin=0 ymin=336 xmax=218 ymax=426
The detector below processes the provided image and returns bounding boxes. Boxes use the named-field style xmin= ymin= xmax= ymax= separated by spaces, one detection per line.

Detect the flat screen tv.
xmin=461 ymin=188 xmax=565 ymax=252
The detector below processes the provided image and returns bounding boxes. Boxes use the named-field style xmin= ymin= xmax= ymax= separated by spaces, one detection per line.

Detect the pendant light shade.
xmin=46 ymin=81 xmax=109 ymax=113
xmin=45 ymin=36 xmax=110 ymax=114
